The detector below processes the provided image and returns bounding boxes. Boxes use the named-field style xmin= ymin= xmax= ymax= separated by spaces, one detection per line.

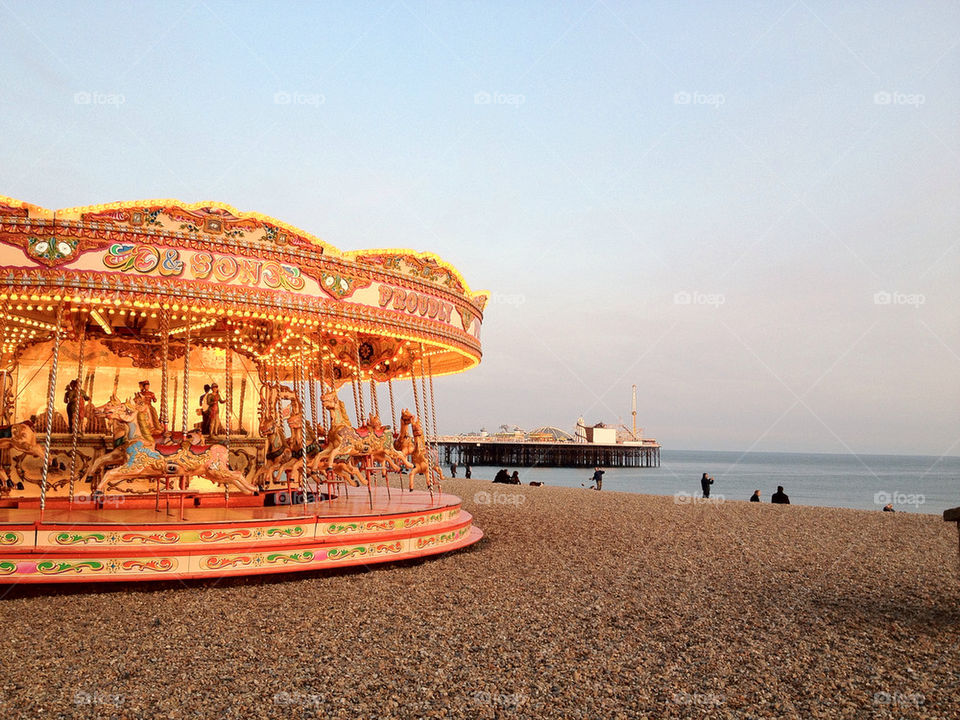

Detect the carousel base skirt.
xmin=0 ymin=487 xmax=482 ymax=584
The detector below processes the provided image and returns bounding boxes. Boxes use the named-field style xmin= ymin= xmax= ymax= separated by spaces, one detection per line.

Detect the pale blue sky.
xmin=1 ymin=1 xmax=958 ymax=455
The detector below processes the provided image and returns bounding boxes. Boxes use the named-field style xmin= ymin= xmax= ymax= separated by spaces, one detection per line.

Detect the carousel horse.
xmin=94 ymin=397 xmax=256 ymax=494
xmin=314 ymin=390 xmax=376 ymax=487
xmin=363 ymin=413 xmax=414 ymax=475
xmin=251 ymin=383 xmax=310 ymax=488
xmin=248 ymin=415 xmax=291 ymax=489
xmin=77 ymin=401 xmax=130 ymax=488
xmin=310 ymin=413 xmax=413 ymax=489
xmin=396 ymin=409 xmax=442 ymax=492
xmin=274 ymin=414 xmax=326 ymax=488
xmin=0 ymin=419 xmax=43 ymax=491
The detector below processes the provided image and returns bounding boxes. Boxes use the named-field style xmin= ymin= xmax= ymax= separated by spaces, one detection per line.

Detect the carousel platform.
xmin=0 ymin=487 xmax=482 ymax=583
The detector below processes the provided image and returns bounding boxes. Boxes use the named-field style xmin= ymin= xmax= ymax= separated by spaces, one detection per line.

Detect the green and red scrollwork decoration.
xmin=0 ymin=532 xmax=23 ymax=546
xmin=199 ymin=529 xmax=251 ymax=543
xmin=54 ymin=530 xmax=179 ymax=545
xmin=37 ymin=560 xmax=104 ymax=575
xmin=202 ymin=550 xmax=316 ymax=570
xmin=327 ymin=541 xmax=402 ymax=562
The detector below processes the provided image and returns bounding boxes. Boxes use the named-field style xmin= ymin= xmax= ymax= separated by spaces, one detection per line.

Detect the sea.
xmin=463 ymin=450 xmax=959 ymax=516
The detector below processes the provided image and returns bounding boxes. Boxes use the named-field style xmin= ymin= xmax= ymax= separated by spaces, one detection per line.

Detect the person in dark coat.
xmin=449 ymin=462 xmax=457 ymax=478
xmin=590 ymin=467 xmax=605 ymax=490
xmin=510 ymin=471 xmax=521 ymax=485
xmin=465 ymin=465 xmax=472 ymax=479
xmin=700 ymin=472 xmax=714 ymax=498
xmin=493 ymin=469 xmax=510 ymax=484
xmin=749 ymin=490 xmax=761 ymax=502
xmin=771 ymin=486 xmax=790 ymax=504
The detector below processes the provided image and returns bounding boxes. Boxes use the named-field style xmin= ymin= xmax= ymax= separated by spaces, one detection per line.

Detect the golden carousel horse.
xmin=395 ymin=409 xmax=442 ymax=492
xmin=77 ymin=401 xmax=130 ymax=489
xmin=94 ymin=397 xmax=256 ymax=495
xmin=364 ymin=413 xmax=413 ymax=475
xmin=316 ymin=390 xmax=410 ymax=487
xmin=249 ymin=414 xmax=292 ymax=489
xmin=0 ymin=419 xmax=43 ymax=492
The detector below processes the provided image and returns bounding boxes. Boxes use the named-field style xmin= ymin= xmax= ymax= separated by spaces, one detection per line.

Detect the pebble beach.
xmin=0 ymin=478 xmax=958 ymax=719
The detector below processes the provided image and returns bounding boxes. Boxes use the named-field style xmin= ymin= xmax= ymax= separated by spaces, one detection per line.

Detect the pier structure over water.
xmin=435 ymin=437 xmax=661 ymax=468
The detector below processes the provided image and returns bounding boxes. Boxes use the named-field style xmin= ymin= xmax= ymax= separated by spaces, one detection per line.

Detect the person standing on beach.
xmin=450 ymin=462 xmax=457 ymax=478
xmin=771 ymin=486 xmax=790 ymax=504
xmin=591 ymin=467 xmax=604 ymax=490
xmin=701 ymin=472 xmax=714 ymax=498
xmin=465 ymin=465 xmax=472 ymax=479
xmin=750 ymin=490 xmax=761 ymax=502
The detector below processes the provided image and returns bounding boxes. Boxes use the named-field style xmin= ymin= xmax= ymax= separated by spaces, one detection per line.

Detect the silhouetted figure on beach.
xmin=465 ymin=465 xmax=472 ymax=479
xmin=750 ymin=489 xmax=761 ymax=502
xmin=590 ymin=467 xmax=604 ymax=491
xmin=882 ymin=503 xmax=895 ymax=512
xmin=701 ymin=472 xmax=714 ymax=498
xmin=771 ymin=486 xmax=790 ymax=504
xmin=510 ymin=471 xmax=521 ymax=485
xmin=493 ymin=469 xmax=510 ymax=484
xmin=450 ymin=462 xmax=457 ymax=478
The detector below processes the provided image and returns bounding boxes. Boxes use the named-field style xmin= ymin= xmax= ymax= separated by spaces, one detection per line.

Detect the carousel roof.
xmin=0 ymin=195 xmax=488 ymax=382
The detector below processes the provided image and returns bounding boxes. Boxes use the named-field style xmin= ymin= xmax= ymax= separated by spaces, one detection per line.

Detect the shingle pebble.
xmin=0 ymin=478 xmax=957 ymax=719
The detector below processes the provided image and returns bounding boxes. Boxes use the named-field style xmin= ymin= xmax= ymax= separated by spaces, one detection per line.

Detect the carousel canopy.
xmin=0 ymin=196 xmax=487 ymax=383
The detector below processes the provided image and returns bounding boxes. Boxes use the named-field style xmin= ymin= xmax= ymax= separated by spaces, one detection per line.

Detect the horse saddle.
xmin=154 ymin=443 xmax=182 ymax=456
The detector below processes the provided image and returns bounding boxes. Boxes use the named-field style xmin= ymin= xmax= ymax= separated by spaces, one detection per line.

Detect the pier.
xmin=434 ymin=438 xmax=660 ymax=468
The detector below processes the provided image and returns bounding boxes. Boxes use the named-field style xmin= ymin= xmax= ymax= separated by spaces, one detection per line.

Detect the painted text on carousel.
xmin=102 ymin=243 xmax=305 ymax=291
xmin=378 ymin=285 xmax=453 ymax=323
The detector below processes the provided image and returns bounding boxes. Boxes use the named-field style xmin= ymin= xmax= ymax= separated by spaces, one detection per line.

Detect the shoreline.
xmin=459 ymin=458 xmax=957 ymax=516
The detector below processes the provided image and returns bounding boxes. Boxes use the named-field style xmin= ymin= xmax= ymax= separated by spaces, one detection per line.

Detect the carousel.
xmin=0 ymin=195 xmax=486 ymax=583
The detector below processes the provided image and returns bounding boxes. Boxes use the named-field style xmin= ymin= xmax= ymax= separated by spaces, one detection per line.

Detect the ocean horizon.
xmin=461 ymin=449 xmax=959 ymax=516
